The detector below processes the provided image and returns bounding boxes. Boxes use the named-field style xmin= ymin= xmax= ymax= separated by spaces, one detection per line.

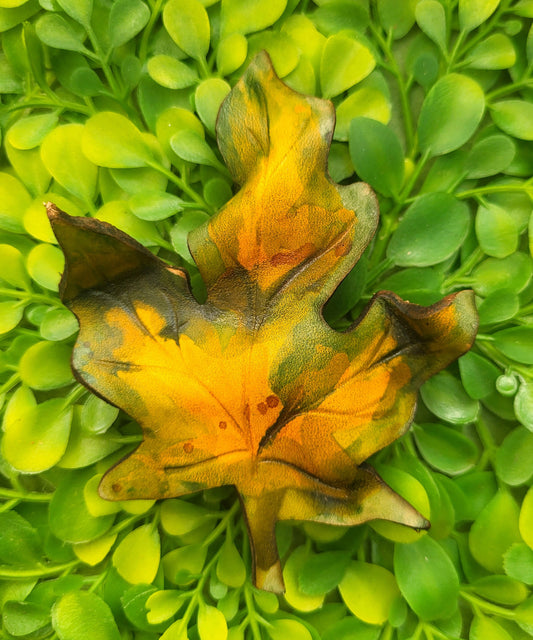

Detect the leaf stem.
xmin=460 ymin=590 xmax=516 ymax=619
xmin=0 ymin=487 xmax=53 ymax=502
xmin=0 ymin=560 xmax=80 ymax=580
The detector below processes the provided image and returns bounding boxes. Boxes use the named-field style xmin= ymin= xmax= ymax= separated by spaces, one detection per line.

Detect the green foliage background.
xmin=1 ymin=0 xmax=533 ymax=638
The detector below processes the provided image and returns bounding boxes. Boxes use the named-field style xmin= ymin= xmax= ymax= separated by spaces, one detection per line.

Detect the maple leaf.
xmin=48 ymin=52 xmax=478 ymax=593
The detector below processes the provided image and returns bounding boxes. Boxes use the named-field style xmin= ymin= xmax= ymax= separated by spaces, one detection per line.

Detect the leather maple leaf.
xmin=48 ymin=52 xmax=478 ymax=592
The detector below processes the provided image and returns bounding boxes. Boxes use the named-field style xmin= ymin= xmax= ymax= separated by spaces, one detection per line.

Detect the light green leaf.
xmin=7 ymin=112 xmax=59 ymax=150
xmin=82 ymin=112 xmax=156 ymax=168
xmin=377 ymin=0 xmax=417 ymax=39
xmin=515 ymin=382 xmax=533 ymax=432
xmin=469 ymin=489 xmax=521 ymax=572
xmin=478 ymin=289 xmax=519 ymax=326
xmin=459 ymin=351 xmax=499 ymax=399
xmin=504 ymin=543 xmax=533 ymax=584
xmin=195 ymin=78 xmax=231 ymax=134
xmin=113 ymin=524 xmax=160 ymax=584
xmin=56 ymin=0 xmax=93 ymax=28
xmin=268 ymin=619 xmax=312 ymax=640
xmin=476 ymin=202 xmax=518 ymax=258
xmin=3 ymin=601 xmax=51 ymax=638
xmin=491 ymin=100 xmax=533 ymax=140
xmin=147 ymin=55 xmax=199 ymax=89
xmin=35 ymin=13 xmax=87 ymax=52
xmin=108 ymin=0 xmax=150 ymax=48
xmin=129 ymin=191 xmax=183 ymax=221
xmin=387 ymin=193 xmax=470 ymax=267
xmin=52 ymin=591 xmax=120 ymax=640
xmin=415 ymin=0 xmax=446 ymax=51
xmin=170 ymin=130 xmax=222 ymax=168
xmin=2 ymin=397 xmax=72 ymax=472
xmin=335 ymin=87 xmax=390 ymax=141
xmin=493 ymin=327 xmax=533 ymax=364
xmin=146 ymin=590 xmax=185 ymax=625
xmin=0 ymin=172 xmax=31 ymax=233
xmin=216 ymin=33 xmax=247 ymax=76
xmin=465 ymin=134 xmax=515 ymax=178
xmin=466 ymin=33 xmax=516 ymax=69
xmin=459 ymin=0 xmax=501 ymax=32
xmin=338 ymin=561 xmax=399 ymax=625
xmin=216 ymin=538 xmax=246 ymax=588
xmin=320 ymin=34 xmax=375 ymax=99
xmin=170 ymin=210 xmax=210 ymax=262
xmin=220 ymin=0 xmax=287 ymax=36
xmin=40 ymin=307 xmax=78 ymax=341
xmin=41 ymin=124 xmax=98 ymax=204
xmin=283 ymin=546 xmax=325 ymax=612
xmin=472 ymin=252 xmax=532 ymax=296
xmin=520 ymin=487 xmax=533 ymax=550
xmin=19 ymin=341 xmax=74 ymax=390
xmin=418 ymin=74 xmax=485 ymax=156
xmin=160 ymin=498 xmax=213 ymax=536
xmin=96 ymin=200 xmax=162 ymax=246
xmin=163 ymin=0 xmax=210 ymax=61
xmin=349 ymin=117 xmax=403 ymax=197
xmin=198 ymin=603 xmax=228 ymax=640
xmin=0 ymin=244 xmax=29 ymax=289
xmin=470 ymin=615 xmax=512 ymax=640
xmin=26 ymin=243 xmax=64 ymax=291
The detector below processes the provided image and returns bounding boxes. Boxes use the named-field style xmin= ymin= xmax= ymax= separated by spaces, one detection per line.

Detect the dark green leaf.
xmin=298 ymin=551 xmax=351 ymax=596
xmin=413 ymin=423 xmax=478 ymax=475
xmin=493 ymin=327 xmax=533 ymax=364
xmin=459 ymin=351 xmax=499 ymax=399
xmin=0 ymin=511 xmax=42 ymax=566
xmin=108 ymin=0 xmax=150 ymax=48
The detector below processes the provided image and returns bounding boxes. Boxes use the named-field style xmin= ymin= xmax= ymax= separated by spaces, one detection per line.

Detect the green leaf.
xmin=0 ymin=300 xmax=24 ymax=334
xmin=283 ymin=546 xmax=325 ymax=612
xmin=0 ymin=172 xmax=31 ymax=233
xmin=0 ymin=244 xmax=29 ymax=289
xmin=216 ymin=538 xmax=246 ymax=588
xmin=0 ymin=511 xmax=42 ymax=565
xmin=496 ymin=427 xmax=533 ymax=487
xmin=298 ymin=551 xmax=351 ymax=597
xmin=476 ymin=202 xmax=518 ymax=258
xmin=418 ymin=74 xmax=485 ymax=156
xmin=459 ymin=0 xmax=501 ymax=32
xmin=170 ymin=130 xmax=222 ymax=168
xmin=493 ymin=327 xmax=533 ymax=364
xmin=459 ymin=351 xmax=499 ymax=399
xmin=162 ymin=543 xmax=207 ymax=586
xmin=520 ymin=487 xmax=533 ymax=550
xmin=387 ymin=193 xmax=470 ymax=267
xmin=35 ymin=13 xmax=87 ymax=52
xmin=147 ymin=55 xmax=199 ymax=89
xmin=415 ymin=0 xmax=446 ymax=51
xmin=470 ymin=615 xmax=512 ymax=640
xmin=320 ymin=34 xmax=375 ymax=99
xmin=504 ymin=543 xmax=533 ymax=585
xmin=268 ymin=619 xmax=312 ymax=640
xmin=96 ymin=200 xmax=163 ymax=246
xmin=2 ymin=397 xmax=72 ymax=472
xmin=113 ymin=524 xmax=160 ymax=584
xmin=56 ymin=0 xmax=93 ymax=28
xmin=312 ymin=1 xmax=370 ymax=35
xmin=52 ymin=591 xmax=121 ymax=640
xmin=377 ymin=0 xmax=417 ymax=39
xmin=491 ymin=100 xmax=533 ymax=140
xmin=322 ymin=617 xmax=380 ymax=640
xmin=478 ymin=289 xmax=519 ymax=326
xmin=49 ymin=469 xmax=115 ymax=543
xmin=82 ymin=112 xmax=156 ymax=168
xmin=394 ymin=536 xmax=459 ymax=620
xmin=465 ymin=135 xmax=515 ymax=178
xmin=421 ymin=371 xmax=479 ymax=424
xmin=146 ymin=590 xmax=186 ymax=625
xmin=471 ymin=575 xmax=528 ymax=605
xmin=466 ymin=33 xmax=516 ymax=69
xmin=160 ymin=498 xmax=213 ymax=536
xmin=472 ymin=252 xmax=532 ymax=296
xmin=338 ymin=561 xmax=400 ymax=625
xmin=195 ymin=78 xmax=231 ymax=134
xmin=26 ymin=242 xmax=65 ymax=291
xmin=8 ymin=112 xmax=59 ymax=150
xmin=198 ymin=603 xmax=228 ymax=640
xmin=349 ymin=117 xmax=403 ymax=197
xmin=18 ymin=341 xmax=74 ymax=390
xmin=108 ymin=0 xmax=150 ymax=48
xmin=413 ymin=423 xmax=477 ymax=475
xmin=41 ymin=124 xmax=98 ymax=204
xmin=163 ymin=0 xmax=210 ymax=61
xmin=40 ymin=307 xmax=78 ymax=341
xmin=469 ymin=489 xmax=521 ymax=572
xmin=217 ymin=33 xmax=248 ymax=76
xmin=515 ymin=382 xmax=533 ymax=431
xmin=170 ymin=211 xmax=210 ymax=262
xmin=220 ymin=0 xmax=287 ymax=37
xmin=335 ymin=87 xmax=391 ymax=141
xmin=129 ymin=191 xmax=183 ymax=221
xmin=3 ymin=600 xmax=51 ymax=637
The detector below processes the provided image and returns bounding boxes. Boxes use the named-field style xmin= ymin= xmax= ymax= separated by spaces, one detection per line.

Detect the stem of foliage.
xmin=0 ymin=487 xmax=53 ymax=502
xmin=0 ymin=560 xmax=80 ymax=580
xmin=139 ymin=0 xmax=164 ymax=65
xmin=460 ymin=590 xmax=517 ymax=619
